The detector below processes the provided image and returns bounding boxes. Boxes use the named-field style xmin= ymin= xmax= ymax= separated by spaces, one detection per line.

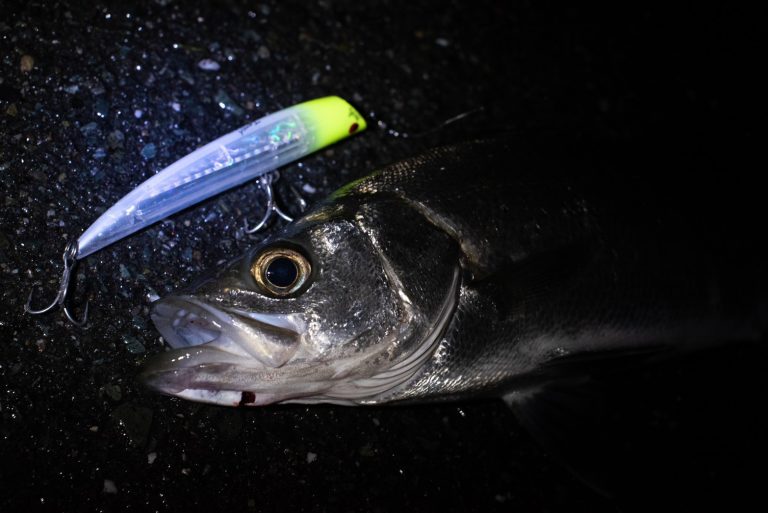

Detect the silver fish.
xmin=140 ymin=139 xmax=764 ymax=410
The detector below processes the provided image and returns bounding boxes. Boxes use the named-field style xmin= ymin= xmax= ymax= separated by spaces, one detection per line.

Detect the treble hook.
xmin=25 ymin=241 xmax=89 ymax=327
xmin=244 ymin=172 xmax=294 ymax=234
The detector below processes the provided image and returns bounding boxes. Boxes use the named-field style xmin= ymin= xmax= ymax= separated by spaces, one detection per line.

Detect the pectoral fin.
xmin=503 ymin=346 xmax=669 ymax=498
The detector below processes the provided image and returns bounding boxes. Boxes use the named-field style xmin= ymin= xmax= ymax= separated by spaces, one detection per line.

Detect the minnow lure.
xmin=25 ymin=96 xmax=367 ymax=325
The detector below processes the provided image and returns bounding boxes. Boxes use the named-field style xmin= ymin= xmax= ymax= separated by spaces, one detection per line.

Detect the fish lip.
xmin=137 ymin=345 xmax=333 ymax=406
xmin=137 ymin=346 xmax=277 ymax=406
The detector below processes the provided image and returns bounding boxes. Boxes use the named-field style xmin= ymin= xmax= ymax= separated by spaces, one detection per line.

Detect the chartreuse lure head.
xmin=295 ymin=96 xmax=367 ymax=151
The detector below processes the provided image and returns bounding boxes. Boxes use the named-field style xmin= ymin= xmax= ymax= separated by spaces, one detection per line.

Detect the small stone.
xmin=131 ymin=315 xmax=147 ymax=330
xmin=306 ymin=452 xmax=317 ymax=463
xmin=20 ymin=54 xmax=34 ymax=73
xmin=5 ymin=104 xmax=18 ymax=116
xmin=197 ymin=58 xmax=220 ymax=71
xmin=435 ymin=37 xmax=450 ymax=47
xmin=80 ymin=122 xmax=98 ymax=135
xmin=134 ymin=109 xmax=143 ymax=118
xmin=94 ymin=98 xmax=110 ymax=118
xmin=257 ymin=45 xmax=270 ymax=59
xmin=103 ymin=383 xmax=122 ymax=401
xmin=121 ymin=334 xmax=145 ymax=354
xmin=147 ymin=452 xmax=157 ymax=464
xmin=214 ymin=90 xmax=245 ymax=116
xmin=103 ymin=480 xmax=117 ymax=494
xmin=140 ymin=143 xmax=157 ymax=160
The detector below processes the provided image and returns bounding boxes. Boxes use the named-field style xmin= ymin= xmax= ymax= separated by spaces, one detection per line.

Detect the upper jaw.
xmin=150 ymin=295 xmax=304 ymax=366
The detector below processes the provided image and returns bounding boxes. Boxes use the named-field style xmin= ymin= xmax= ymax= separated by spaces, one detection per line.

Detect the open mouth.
xmin=151 ymin=295 xmax=304 ymax=365
xmin=140 ymin=295 xmax=309 ymax=406
xmin=152 ymin=296 xmax=249 ymax=358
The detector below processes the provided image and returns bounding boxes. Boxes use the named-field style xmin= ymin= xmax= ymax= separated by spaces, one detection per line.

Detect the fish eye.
xmin=251 ymin=247 xmax=312 ymax=297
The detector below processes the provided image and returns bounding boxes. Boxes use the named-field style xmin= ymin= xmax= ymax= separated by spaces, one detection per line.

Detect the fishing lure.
xmin=26 ymin=96 xmax=367 ymax=325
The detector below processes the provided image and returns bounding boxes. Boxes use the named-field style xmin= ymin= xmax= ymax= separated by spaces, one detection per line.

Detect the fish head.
xmin=140 ymin=199 xmax=461 ymax=406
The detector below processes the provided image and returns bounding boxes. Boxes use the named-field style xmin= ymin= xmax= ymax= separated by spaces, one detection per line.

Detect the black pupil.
xmin=265 ymin=257 xmax=298 ymax=288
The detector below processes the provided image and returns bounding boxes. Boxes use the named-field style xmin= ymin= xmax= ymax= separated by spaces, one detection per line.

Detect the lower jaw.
xmin=174 ymin=388 xmax=284 ymax=407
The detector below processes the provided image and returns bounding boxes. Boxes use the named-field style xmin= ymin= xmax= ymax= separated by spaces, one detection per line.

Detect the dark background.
xmin=1 ymin=1 xmax=764 ymax=512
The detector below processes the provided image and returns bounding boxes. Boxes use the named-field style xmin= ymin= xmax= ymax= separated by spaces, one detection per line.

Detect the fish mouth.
xmin=139 ymin=295 xmax=313 ymax=406
xmin=150 ymin=296 xmax=305 ymax=364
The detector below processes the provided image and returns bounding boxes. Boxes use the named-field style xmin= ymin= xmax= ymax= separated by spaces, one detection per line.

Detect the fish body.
xmin=140 ymin=139 xmax=765 ymax=408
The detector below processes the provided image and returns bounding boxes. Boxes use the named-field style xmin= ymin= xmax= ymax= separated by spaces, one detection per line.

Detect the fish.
xmin=140 ymin=134 xmax=763 ymax=406
xmin=140 ymin=137 xmax=765 ymax=414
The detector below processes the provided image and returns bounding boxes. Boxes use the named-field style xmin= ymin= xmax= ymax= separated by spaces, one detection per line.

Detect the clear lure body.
xmin=78 ymin=96 xmax=366 ymax=258
xmin=26 ymin=96 xmax=366 ymax=324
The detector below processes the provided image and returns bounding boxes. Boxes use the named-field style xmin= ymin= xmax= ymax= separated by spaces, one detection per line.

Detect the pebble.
xmin=94 ymin=98 xmax=110 ymax=118
xmin=80 ymin=122 xmax=98 ymax=135
xmin=141 ymin=143 xmax=157 ymax=160
xmin=197 ymin=58 xmax=220 ymax=71
xmin=121 ymin=334 xmax=146 ymax=354
xmin=20 ymin=54 xmax=34 ymax=72
xmin=214 ymin=89 xmax=245 ymax=116
xmin=103 ymin=383 xmax=122 ymax=401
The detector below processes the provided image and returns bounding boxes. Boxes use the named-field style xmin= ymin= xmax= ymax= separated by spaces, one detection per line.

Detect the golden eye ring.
xmin=250 ymin=247 xmax=312 ymax=297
